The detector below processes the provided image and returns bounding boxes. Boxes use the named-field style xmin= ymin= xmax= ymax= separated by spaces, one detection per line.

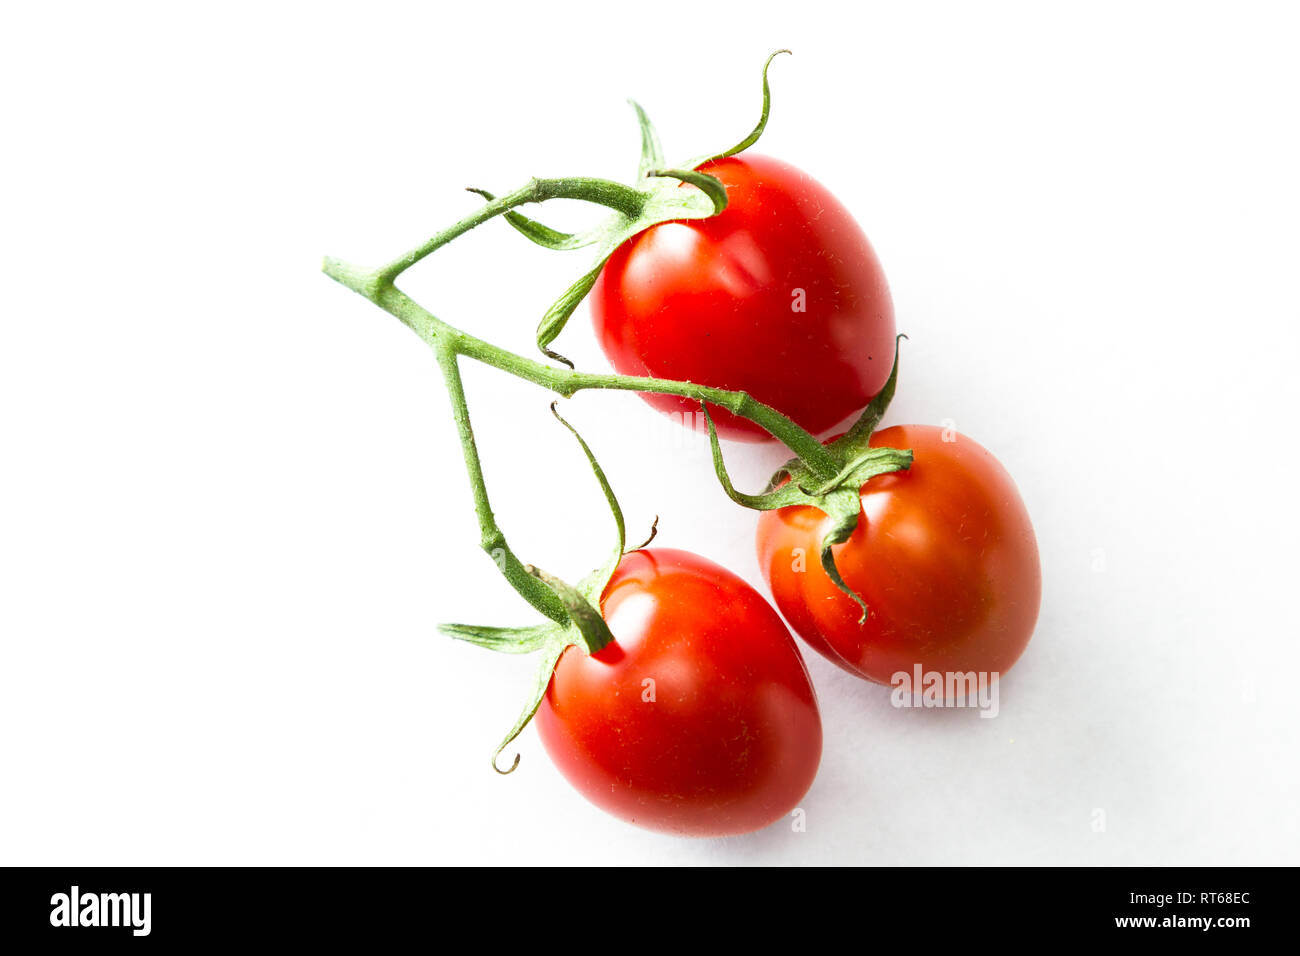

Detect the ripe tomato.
xmin=757 ymin=425 xmax=1040 ymax=685
xmin=535 ymin=548 xmax=821 ymax=836
xmin=590 ymin=154 xmax=895 ymax=441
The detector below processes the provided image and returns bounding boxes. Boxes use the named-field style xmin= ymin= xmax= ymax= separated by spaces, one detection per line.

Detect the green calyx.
xmin=704 ymin=337 xmax=913 ymax=622
xmin=472 ymin=49 xmax=789 ymax=367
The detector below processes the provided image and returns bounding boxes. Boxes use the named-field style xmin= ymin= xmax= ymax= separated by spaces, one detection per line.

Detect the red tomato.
xmin=590 ymin=154 xmax=895 ymax=441
xmin=757 ymin=425 xmax=1040 ymax=685
xmin=535 ymin=548 xmax=821 ymax=836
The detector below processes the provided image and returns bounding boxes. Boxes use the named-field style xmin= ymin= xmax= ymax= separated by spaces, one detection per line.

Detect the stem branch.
xmin=434 ymin=348 xmax=570 ymax=624
xmin=329 ymin=271 xmax=840 ymax=479
xmin=374 ymin=177 xmax=645 ymax=285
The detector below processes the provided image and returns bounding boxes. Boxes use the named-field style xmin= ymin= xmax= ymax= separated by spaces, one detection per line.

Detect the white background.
xmin=2 ymin=1 xmax=1297 ymax=865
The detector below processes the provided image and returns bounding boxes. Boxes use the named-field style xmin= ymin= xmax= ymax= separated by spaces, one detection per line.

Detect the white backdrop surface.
xmin=1 ymin=1 xmax=1297 ymax=865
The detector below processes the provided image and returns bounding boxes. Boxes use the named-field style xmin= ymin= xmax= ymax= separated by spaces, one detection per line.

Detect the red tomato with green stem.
xmin=535 ymin=548 xmax=822 ymax=837
xmin=757 ymin=425 xmax=1041 ymax=686
xmin=590 ymin=154 xmax=895 ymax=441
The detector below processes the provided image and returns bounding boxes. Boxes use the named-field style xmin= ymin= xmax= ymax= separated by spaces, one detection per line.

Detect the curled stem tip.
xmin=708 ymin=49 xmax=792 ymax=162
xmin=630 ymin=515 xmax=659 ymax=552
xmin=542 ymin=348 xmax=575 ymax=369
xmin=493 ymin=751 xmax=522 ymax=775
xmin=821 ymin=538 xmax=870 ymax=624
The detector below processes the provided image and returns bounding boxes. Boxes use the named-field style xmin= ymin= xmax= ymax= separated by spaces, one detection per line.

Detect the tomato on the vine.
xmin=590 ymin=154 xmax=895 ymax=441
xmin=535 ymin=548 xmax=821 ymax=837
xmin=757 ymin=425 xmax=1041 ymax=685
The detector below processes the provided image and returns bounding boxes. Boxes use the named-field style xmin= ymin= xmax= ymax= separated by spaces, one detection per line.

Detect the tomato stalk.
xmin=322 ymin=51 xmax=912 ymax=768
xmin=325 ymin=265 xmax=841 ymax=476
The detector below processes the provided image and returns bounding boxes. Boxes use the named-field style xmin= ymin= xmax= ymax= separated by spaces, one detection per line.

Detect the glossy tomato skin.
xmin=535 ymin=548 xmax=822 ymax=837
xmin=590 ymin=154 xmax=895 ymax=441
xmin=757 ymin=426 xmax=1041 ymax=685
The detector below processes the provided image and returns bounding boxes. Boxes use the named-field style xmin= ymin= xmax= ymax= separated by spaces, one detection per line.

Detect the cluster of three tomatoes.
xmin=536 ymin=155 xmax=1041 ymax=837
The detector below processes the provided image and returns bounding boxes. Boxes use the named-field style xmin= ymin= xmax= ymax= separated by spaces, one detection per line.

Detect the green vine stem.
xmin=322 ymin=253 xmax=847 ymax=619
xmin=322 ymin=50 xmax=910 ymax=618
xmin=322 ymin=53 xmax=914 ymax=765
xmin=323 ymin=263 xmax=841 ymax=479
xmin=433 ymin=348 xmax=569 ymax=625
